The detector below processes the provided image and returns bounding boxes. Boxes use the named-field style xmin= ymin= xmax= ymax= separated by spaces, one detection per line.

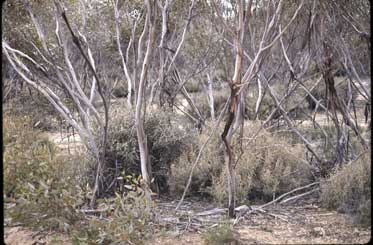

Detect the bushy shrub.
xmin=71 ymin=185 xmax=157 ymax=244
xmin=209 ymin=121 xmax=313 ymax=204
xmin=4 ymin=114 xmax=159 ymax=243
xmin=104 ymin=107 xmax=195 ymax=194
xmin=3 ymin=114 xmax=85 ymax=232
xmin=320 ymin=151 xmax=371 ymax=226
xmin=193 ymin=90 xmax=229 ymax=120
xmin=4 ymin=89 xmax=64 ymax=131
xmin=169 ymin=121 xmax=313 ymax=204
xmin=168 ymin=128 xmax=225 ymax=196
xmin=203 ymin=223 xmax=237 ymax=245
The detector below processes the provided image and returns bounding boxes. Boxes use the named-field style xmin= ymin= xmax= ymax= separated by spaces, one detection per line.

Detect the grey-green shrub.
xmin=104 ymin=107 xmax=195 ymax=194
xmin=320 ymin=151 xmax=371 ymax=226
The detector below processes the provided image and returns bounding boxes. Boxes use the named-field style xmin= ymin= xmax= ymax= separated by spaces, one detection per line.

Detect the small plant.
xmin=203 ymin=223 xmax=237 ymax=245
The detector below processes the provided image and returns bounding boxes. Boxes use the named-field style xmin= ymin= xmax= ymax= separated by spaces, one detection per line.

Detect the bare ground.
xmin=151 ymin=196 xmax=371 ymax=244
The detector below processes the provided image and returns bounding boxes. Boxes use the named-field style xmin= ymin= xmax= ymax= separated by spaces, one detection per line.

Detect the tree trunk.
xmin=135 ymin=0 xmax=156 ymax=189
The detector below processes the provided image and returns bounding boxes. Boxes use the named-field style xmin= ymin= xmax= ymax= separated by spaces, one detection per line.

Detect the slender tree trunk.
xmin=135 ymin=0 xmax=156 ymax=188
xmin=206 ymin=73 xmax=215 ymax=121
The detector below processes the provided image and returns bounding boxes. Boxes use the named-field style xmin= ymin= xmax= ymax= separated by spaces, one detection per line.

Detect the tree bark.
xmin=135 ymin=0 xmax=156 ymax=188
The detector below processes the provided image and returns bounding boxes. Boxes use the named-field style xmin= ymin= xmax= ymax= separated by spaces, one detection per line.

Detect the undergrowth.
xmin=4 ymin=114 xmax=158 ymax=244
xmin=320 ymin=151 xmax=371 ymax=226
xmin=169 ymin=121 xmax=314 ymax=204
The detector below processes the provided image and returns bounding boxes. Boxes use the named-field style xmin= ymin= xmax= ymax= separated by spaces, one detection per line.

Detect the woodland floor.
xmin=4 ymin=195 xmax=371 ymax=244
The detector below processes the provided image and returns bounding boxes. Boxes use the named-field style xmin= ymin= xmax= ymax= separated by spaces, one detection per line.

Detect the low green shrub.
xmin=3 ymin=114 xmax=85 ymax=232
xmin=4 ymin=114 xmax=159 ymax=243
xmin=320 ymin=151 xmax=371 ymax=226
xmin=203 ymin=223 xmax=237 ymax=245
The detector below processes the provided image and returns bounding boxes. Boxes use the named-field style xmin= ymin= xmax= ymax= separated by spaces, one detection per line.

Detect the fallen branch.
xmin=195 ymin=208 xmax=226 ymax=216
xmin=79 ymin=208 xmax=108 ymax=214
xmin=280 ymin=188 xmax=319 ymax=204
xmin=258 ymin=182 xmax=320 ymax=209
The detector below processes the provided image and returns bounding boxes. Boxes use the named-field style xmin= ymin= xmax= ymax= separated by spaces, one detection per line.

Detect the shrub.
xmin=209 ymin=121 xmax=313 ymax=204
xmin=169 ymin=121 xmax=313 ymax=204
xmin=203 ymin=223 xmax=237 ymax=245
xmin=185 ymin=80 xmax=202 ymax=93
xmin=103 ymin=107 xmax=195 ymax=195
xmin=193 ymin=90 xmax=229 ymax=120
xmin=168 ymin=128 xmax=225 ymax=196
xmin=320 ymin=151 xmax=371 ymax=226
xmin=4 ymin=114 xmax=159 ymax=243
xmin=3 ymin=114 xmax=85 ymax=232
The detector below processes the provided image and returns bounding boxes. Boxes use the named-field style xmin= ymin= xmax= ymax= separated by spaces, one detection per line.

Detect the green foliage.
xmin=3 ymin=114 xmax=85 ymax=232
xmin=209 ymin=121 xmax=313 ymax=204
xmin=168 ymin=127 xmax=224 ymax=196
xmin=320 ymin=151 xmax=371 ymax=226
xmin=203 ymin=223 xmax=237 ymax=245
xmin=4 ymin=114 xmax=158 ymax=243
xmin=169 ymin=121 xmax=313 ymax=204
xmin=104 ymin=107 xmax=195 ymax=194
xmin=71 ymin=188 xmax=156 ymax=244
